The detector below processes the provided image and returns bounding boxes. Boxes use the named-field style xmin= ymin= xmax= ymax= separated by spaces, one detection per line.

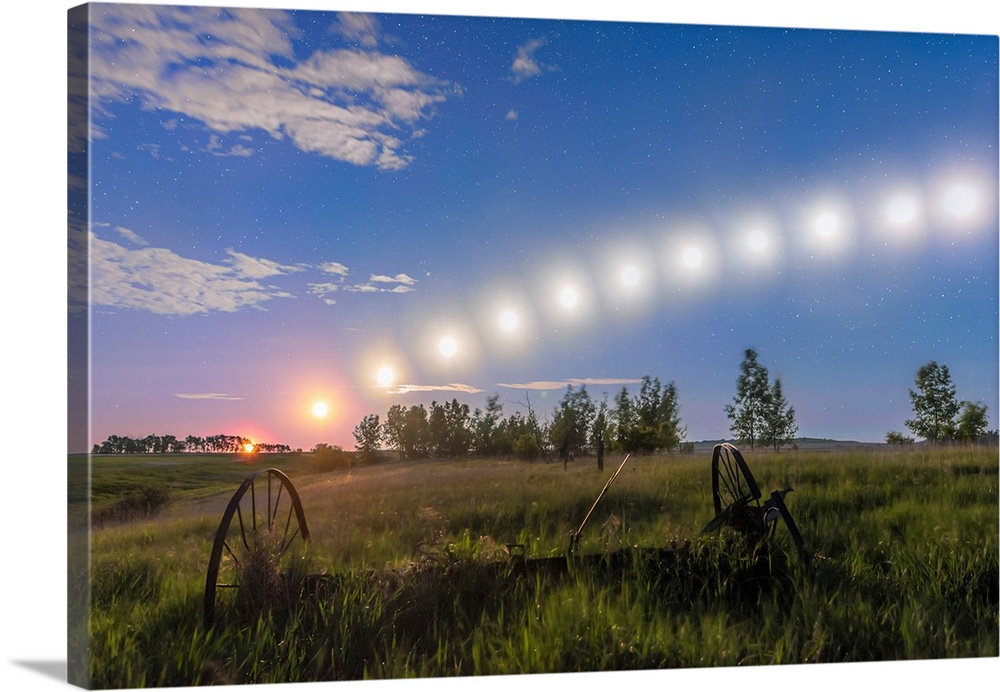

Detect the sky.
xmin=1 ymin=3 xmax=997 ymax=692
xmin=71 ymin=1 xmax=998 ymax=452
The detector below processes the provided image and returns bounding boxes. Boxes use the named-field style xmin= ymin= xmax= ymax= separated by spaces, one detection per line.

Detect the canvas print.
xmin=67 ymin=2 xmax=998 ymax=689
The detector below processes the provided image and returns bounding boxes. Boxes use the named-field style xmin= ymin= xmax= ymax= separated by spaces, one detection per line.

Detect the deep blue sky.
xmin=76 ymin=1 xmax=998 ymax=451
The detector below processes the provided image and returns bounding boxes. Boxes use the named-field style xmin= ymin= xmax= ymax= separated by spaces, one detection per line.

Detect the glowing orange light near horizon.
xmin=311 ymin=400 xmax=330 ymax=419
xmin=243 ymin=442 xmax=256 ymax=453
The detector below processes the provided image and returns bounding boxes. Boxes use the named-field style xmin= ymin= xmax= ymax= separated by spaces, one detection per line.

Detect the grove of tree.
xmin=352 ymin=376 xmax=687 ymax=463
xmin=724 ymin=348 xmax=798 ymax=451
xmin=901 ymin=360 xmax=992 ymax=444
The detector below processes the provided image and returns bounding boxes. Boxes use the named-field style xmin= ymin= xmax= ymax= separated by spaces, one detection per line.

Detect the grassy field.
xmin=73 ymin=445 xmax=998 ymax=688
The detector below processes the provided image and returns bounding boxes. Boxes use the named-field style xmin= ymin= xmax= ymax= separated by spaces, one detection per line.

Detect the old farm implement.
xmin=203 ymin=443 xmax=805 ymax=627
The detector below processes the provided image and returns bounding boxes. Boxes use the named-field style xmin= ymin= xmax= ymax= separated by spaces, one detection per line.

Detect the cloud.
xmin=320 ymin=261 xmax=351 ymax=278
xmin=91 ymin=234 xmax=297 ymax=315
xmin=346 ymin=273 xmax=418 ymax=293
xmin=511 ymin=38 xmax=550 ymax=83
xmin=206 ymin=134 xmax=254 ymax=157
xmin=370 ymin=273 xmax=417 ymax=285
xmin=226 ymin=250 xmax=304 ymax=279
xmin=497 ymin=378 xmax=644 ymax=390
xmin=307 ymin=282 xmax=340 ymax=305
xmin=114 ymin=226 xmax=149 ymax=246
xmin=390 ymin=383 xmax=485 ymax=395
xmin=334 ymin=12 xmax=381 ymax=47
xmin=176 ymin=393 xmax=245 ymax=401
xmin=89 ymin=5 xmax=454 ymax=170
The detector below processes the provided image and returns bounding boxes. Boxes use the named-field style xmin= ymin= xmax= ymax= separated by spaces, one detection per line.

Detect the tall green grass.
xmin=84 ymin=446 xmax=998 ymax=687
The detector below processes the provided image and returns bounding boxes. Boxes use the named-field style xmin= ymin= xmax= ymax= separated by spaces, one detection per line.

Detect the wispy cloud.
xmin=91 ymin=225 xmax=420 ymax=314
xmin=89 ymin=6 xmax=454 ymax=170
xmin=371 ymin=273 xmax=417 ymax=285
xmin=176 ymin=392 xmax=245 ymax=401
xmin=497 ymin=378 xmax=643 ymax=390
xmin=334 ymin=12 xmax=381 ymax=47
xmin=511 ymin=38 xmax=550 ymax=83
xmin=320 ymin=262 xmax=351 ymax=278
xmin=307 ymin=282 xmax=340 ymax=305
xmin=389 ymin=383 xmax=485 ymax=395
xmin=114 ymin=226 xmax=149 ymax=246
xmin=91 ymin=234 xmax=297 ymax=316
xmin=226 ymin=250 xmax=304 ymax=279
xmin=346 ymin=273 xmax=418 ymax=293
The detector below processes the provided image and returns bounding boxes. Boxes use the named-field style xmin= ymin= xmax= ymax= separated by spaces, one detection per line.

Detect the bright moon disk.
xmin=376 ymin=365 xmax=395 ymax=387
xmin=439 ymin=336 xmax=458 ymax=358
xmin=621 ymin=265 xmax=641 ymax=288
xmin=682 ymin=246 xmax=703 ymax=269
xmin=559 ymin=286 xmax=579 ymax=309
xmin=311 ymin=400 xmax=330 ymax=419
xmin=498 ymin=309 xmax=519 ymax=333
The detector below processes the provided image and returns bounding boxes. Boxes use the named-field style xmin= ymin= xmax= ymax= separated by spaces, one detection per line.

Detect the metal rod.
xmin=569 ymin=453 xmax=630 ymax=553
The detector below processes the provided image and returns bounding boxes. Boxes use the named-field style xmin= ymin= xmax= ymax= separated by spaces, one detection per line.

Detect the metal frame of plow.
xmin=700 ymin=443 xmax=806 ymax=559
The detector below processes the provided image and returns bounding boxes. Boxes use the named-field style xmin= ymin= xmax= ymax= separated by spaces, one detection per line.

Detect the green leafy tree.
xmin=762 ymin=378 xmax=797 ymax=451
xmin=383 ymin=404 xmax=407 ymax=459
xmin=549 ymin=385 xmax=596 ymax=461
xmin=955 ymin=401 xmax=989 ymax=443
xmin=885 ymin=430 xmax=915 ymax=445
xmin=472 ymin=394 xmax=504 ymax=456
xmin=512 ymin=432 xmax=541 ymax=461
xmin=427 ymin=401 xmax=449 ymax=458
xmin=612 ymin=386 xmax=637 ymax=452
xmin=352 ymin=414 xmax=382 ymax=460
xmin=592 ymin=397 xmax=610 ymax=470
xmin=905 ymin=361 xmax=960 ymax=443
xmin=654 ymin=380 xmax=685 ymax=452
xmin=401 ymin=404 xmax=429 ymax=459
xmin=444 ymin=399 xmax=472 ymax=456
xmin=725 ymin=348 xmax=771 ymax=449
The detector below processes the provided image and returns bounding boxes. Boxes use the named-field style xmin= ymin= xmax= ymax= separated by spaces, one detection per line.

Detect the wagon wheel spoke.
xmin=204 ymin=469 xmax=311 ymax=628
xmin=702 ymin=443 xmax=763 ymax=536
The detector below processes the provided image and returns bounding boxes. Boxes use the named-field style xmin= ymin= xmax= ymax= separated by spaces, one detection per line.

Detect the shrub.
xmin=92 ymin=486 xmax=170 ymax=527
xmin=512 ymin=433 xmax=541 ymax=461
xmin=311 ymin=443 xmax=351 ymax=471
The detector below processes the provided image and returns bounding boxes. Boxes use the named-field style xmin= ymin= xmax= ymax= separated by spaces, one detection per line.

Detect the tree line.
xmin=350 ymin=375 xmax=687 ymax=466
xmin=91 ymin=433 xmax=293 ymax=455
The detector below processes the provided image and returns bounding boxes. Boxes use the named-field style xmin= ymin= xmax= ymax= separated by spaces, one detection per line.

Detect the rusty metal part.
xmin=203 ymin=468 xmax=310 ymax=628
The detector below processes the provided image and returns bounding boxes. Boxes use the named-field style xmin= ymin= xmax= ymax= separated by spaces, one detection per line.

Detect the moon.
xmin=439 ymin=336 xmax=458 ymax=358
xmin=376 ymin=365 xmax=395 ymax=387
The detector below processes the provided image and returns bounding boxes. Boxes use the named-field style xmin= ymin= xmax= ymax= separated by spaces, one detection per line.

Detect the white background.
xmin=3 ymin=1 xmax=997 ymax=691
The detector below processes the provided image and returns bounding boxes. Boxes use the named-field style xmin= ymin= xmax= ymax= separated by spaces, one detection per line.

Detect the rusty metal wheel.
xmin=204 ymin=468 xmax=310 ymax=627
xmin=701 ymin=443 xmax=764 ymax=537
